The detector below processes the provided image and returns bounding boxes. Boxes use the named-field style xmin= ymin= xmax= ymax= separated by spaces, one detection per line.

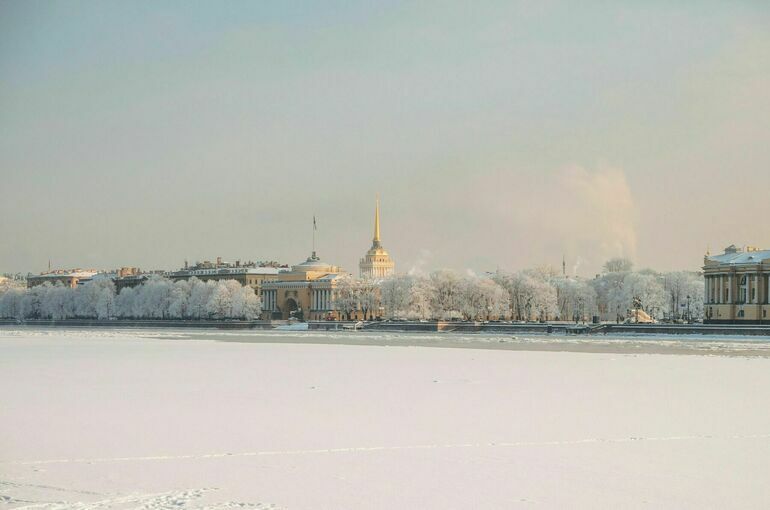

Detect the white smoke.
xmin=407 ymin=248 xmax=433 ymax=276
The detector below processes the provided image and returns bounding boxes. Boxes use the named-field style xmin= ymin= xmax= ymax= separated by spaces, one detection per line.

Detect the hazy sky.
xmin=1 ymin=1 xmax=768 ymax=277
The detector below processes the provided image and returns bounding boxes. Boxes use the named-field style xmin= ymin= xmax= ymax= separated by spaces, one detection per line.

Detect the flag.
xmin=313 ymin=215 xmax=317 ymax=230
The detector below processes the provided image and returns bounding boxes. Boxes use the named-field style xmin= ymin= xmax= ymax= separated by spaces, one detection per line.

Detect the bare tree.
xmin=603 ymin=257 xmax=634 ymax=273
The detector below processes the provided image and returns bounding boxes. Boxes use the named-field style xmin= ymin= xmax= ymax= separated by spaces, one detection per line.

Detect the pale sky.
xmin=1 ymin=1 xmax=768 ymax=277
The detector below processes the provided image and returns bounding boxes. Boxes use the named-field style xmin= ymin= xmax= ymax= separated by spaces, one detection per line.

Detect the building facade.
xmin=359 ymin=198 xmax=395 ymax=279
xmin=261 ymin=252 xmax=347 ymax=321
xmin=703 ymin=245 xmax=770 ymax=324
xmin=168 ymin=258 xmax=284 ymax=296
xmin=27 ymin=269 xmax=98 ymax=288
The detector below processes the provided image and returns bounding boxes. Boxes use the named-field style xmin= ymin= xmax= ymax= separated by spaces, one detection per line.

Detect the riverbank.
xmin=3 ymin=326 xmax=770 ymax=358
xmin=3 ymin=318 xmax=770 ymax=337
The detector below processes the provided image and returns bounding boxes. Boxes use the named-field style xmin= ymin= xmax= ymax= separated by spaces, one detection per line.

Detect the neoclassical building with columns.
xmin=261 ymin=200 xmax=396 ymax=321
xmin=359 ymin=198 xmax=395 ymax=279
xmin=260 ymin=252 xmax=346 ymax=321
xmin=703 ymin=245 xmax=770 ymax=323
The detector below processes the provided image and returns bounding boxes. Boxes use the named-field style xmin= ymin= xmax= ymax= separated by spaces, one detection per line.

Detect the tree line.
xmin=372 ymin=259 xmax=703 ymax=322
xmin=0 ymin=258 xmax=704 ymax=322
xmin=0 ymin=276 xmax=261 ymax=320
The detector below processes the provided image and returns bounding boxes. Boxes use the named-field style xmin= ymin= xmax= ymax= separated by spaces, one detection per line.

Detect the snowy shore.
xmin=2 ymin=329 xmax=770 ymax=508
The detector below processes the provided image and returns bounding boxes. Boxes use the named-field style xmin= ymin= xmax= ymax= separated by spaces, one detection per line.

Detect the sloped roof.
xmin=707 ymin=250 xmax=770 ymax=265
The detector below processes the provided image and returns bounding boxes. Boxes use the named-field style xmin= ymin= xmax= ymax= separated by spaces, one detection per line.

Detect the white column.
xmin=717 ymin=274 xmax=725 ymax=304
xmin=754 ymin=274 xmax=759 ymax=303
xmin=719 ymin=275 xmax=724 ymax=303
xmin=706 ymin=276 xmax=711 ymax=304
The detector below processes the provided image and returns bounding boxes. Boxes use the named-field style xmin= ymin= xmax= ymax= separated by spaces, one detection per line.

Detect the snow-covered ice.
xmin=1 ymin=328 xmax=770 ymax=509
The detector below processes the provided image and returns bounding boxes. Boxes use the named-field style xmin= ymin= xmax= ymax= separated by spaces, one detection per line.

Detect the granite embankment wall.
xmin=359 ymin=321 xmax=770 ymax=336
xmin=1 ymin=319 xmax=770 ymax=336
xmin=0 ymin=319 xmax=275 ymax=329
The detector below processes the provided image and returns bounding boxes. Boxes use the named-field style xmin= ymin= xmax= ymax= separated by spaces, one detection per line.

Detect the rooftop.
xmin=169 ymin=267 xmax=281 ymax=276
xmin=291 ymin=252 xmax=341 ymax=273
xmin=30 ymin=269 xmax=99 ymax=279
xmin=707 ymin=246 xmax=770 ymax=265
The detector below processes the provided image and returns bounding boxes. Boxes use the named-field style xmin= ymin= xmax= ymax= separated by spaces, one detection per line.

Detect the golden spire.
xmin=373 ymin=196 xmax=381 ymax=246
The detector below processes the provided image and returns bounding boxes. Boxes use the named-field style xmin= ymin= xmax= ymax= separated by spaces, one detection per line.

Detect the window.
xmin=738 ymin=310 xmax=745 ymax=318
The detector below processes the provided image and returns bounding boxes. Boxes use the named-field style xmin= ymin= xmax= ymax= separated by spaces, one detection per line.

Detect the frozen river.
xmin=2 ymin=327 xmax=770 ymax=509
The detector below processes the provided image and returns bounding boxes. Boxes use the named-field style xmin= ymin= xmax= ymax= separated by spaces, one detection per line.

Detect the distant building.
xmin=359 ymin=198 xmax=395 ymax=279
xmin=27 ymin=269 xmax=98 ymax=289
xmin=113 ymin=268 xmax=167 ymax=292
xmin=703 ymin=245 xmax=770 ymax=323
xmin=117 ymin=267 xmax=142 ymax=278
xmin=167 ymin=257 xmax=285 ymax=296
xmin=261 ymin=252 xmax=347 ymax=321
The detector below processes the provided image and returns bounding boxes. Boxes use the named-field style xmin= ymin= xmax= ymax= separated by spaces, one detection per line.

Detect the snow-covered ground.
xmin=2 ymin=328 xmax=770 ymax=509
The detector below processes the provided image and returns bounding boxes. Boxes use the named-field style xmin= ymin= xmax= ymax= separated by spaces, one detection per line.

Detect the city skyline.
xmin=2 ymin=2 xmax=769 ymax=276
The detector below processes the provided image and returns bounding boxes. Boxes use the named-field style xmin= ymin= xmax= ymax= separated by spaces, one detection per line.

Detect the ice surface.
xmin=1 ymin=328 xmax=770 ymax=509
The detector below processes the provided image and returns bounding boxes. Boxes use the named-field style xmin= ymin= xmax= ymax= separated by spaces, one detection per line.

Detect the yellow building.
xmin=359 ymin=198 xmax=395 ymax=279
xmin=261 ymin=252 xmax=347 ymax=320
xmin=703 ymin=245 xmax=770 ymax=324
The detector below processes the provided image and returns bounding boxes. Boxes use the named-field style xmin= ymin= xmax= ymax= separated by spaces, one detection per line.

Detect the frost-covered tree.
xmin=429 ymin=270 xmax=463 ymax=320
xmin=115 ymin=286 xmax=137 ymax=318
xmin=357 ymin=279 xmax=380 ymax=320
xmin=554 ymin=278 xmax=598 ymax=322
xmin=591 ymin=271 xmax=630 ymax=321
xmin=458 ymin=277 xmax=509 ymax=320
xmin=0 ymin=275 xmax=260 ymax=321
xmin=187 ymin=278 xmax=215 ymax=319
xmin=603 ymin=257 xmax=634 ymax=273
xmin=458 ymin=277 xmax=485 ymax=321
xmin=380 ymin=275 xmax=413 ymax=319
xmin=407 ymin=275 xmax=434 ymax=320
xmin=0 ymin=288 xmax=24 ymax=319
xmin=664 ymin=271 xmax=704 ymax=320
xmin=621 ymin=272 xmax=666 ymax=319
xmin=233 ymin=283 xmax=261 ymax=320
xmin=333 ymin=276 xmax=361 ymax=320
xmin=495 ymin=270 xmax=557 ymax=321
xmin=207 ymin=281 xmax=233 ymax=319
xmin=480 ymin=278 xmax=509 ymax=320
xmin=44 ymin=284 xmax=76 ymax=320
